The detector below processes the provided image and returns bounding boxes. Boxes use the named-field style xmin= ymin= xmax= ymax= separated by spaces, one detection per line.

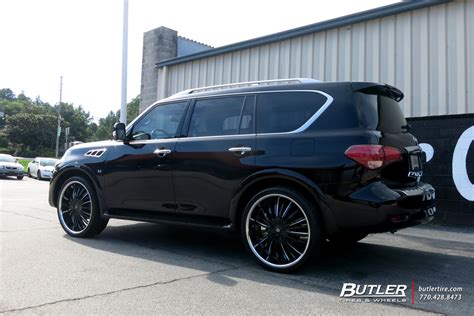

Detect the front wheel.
xmin=17 ymin=175 xmax=23 ymax=180
xmin=241 ymin=187 xmax=321 ymax=273
xmin=37 ymin=170 xmax=42 ymax=180
xmin=57 ymin=176 xmax=108 ymax=238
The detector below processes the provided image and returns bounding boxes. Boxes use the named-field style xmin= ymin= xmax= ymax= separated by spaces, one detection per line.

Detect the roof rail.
xmin=170 ymin=78 xmax=320 ymax=97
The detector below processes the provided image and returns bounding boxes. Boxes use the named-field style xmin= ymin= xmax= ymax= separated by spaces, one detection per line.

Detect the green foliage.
xmin=17 ymin=158 xmax=31 ymax=171
xmin=126 ymin=96 xmax=140 ymax=124
xmin=5 ymin=113 xmax=57 ymax=154
xmin=0 ymin=89 xmax=141 ymax=156
xmin=92 ymin=96 xmax=140 ymax=141
xmin=92 ymin=111 xmax=119 ymax=141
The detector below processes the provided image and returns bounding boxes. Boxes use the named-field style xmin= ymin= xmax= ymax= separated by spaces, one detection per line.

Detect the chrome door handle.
xmin=228 ymin=147 xmax=252 ymax=155
xmin=154 ymin=148 xmax=172 ymax=157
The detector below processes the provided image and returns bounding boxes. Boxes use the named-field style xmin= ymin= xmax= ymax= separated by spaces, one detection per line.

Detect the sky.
xmin=0 ymin=0 xmax=398 ymax=121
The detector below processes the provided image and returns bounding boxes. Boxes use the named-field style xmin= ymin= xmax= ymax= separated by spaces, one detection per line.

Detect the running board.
xmin=104 ymin=209 xmax=233 ymax=230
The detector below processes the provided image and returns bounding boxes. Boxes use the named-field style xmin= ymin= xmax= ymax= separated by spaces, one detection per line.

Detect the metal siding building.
xmin=153 ymin=0 xmax=473 ymax=119
xmin=141 ymin=0 xmax=474 ymax=225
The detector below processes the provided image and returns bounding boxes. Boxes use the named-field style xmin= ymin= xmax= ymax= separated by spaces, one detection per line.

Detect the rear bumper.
xmin=340 ymin=182 xmax=436 ymax=233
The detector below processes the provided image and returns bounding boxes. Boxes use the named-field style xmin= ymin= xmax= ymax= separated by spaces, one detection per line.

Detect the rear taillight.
xmin=345 ymin=145 xmax=402 ymax=170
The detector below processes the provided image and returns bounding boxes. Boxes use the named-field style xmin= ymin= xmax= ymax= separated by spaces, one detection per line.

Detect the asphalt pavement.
xmin=1 ymin=176 xmax=473 ymax=315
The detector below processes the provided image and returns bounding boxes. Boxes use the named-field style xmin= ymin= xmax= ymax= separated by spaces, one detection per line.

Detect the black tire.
xmin=17 ymin=175 xmax=23 ymax=180
xmin=57 ymin=176 xmax=108 ymax=238
xmin=37 ymin=170 xmax=42 ymax=180
xmin=241 ymin=187 xmax=321 ymax=273
xmin=327 ymin=232 xmax=368 ymax=246
xmin=27 ymin=168 xmax=31 ymax=177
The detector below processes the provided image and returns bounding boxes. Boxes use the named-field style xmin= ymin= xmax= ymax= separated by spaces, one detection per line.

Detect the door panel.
xmin=103 ymin=139 xmax=178 ymax=213
xmin=173 ymin=135 xmax=256 ymax=217
xmin=173 ymin=95 xmax=257 ymax=218
xmin=102 ymin=100 xmax=189 ymax=213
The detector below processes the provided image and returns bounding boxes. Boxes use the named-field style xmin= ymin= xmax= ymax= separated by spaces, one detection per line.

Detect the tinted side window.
xmin=256 ymin=92 xmax=327 ymax=133
xmin=377 ymin=95 xmax=408 ymax=133
xmin=355 ymin=92 xmax=408 ymax=133
xmin=131 ymin=101 xmax=187 ymax=140
xmin=188 ymin=96 xmax=245 ymax=137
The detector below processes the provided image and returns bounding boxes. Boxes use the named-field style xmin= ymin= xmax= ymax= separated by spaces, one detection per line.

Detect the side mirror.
xmin=113 ymin=122 xmax=126 ymax=141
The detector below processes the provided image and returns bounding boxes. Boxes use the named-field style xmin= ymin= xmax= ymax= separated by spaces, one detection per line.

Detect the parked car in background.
xmin=0 ymin=154 xmax=24 ymax=180
xmin=28 ymin=157 xmax=58 ymax=180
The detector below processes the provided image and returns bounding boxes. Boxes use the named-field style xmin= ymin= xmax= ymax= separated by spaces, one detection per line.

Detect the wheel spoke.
xmin=253 ymin=234 xmax=270 ymax=249
xmin=285 ymin=239 xmax=303 ymax=257
xmin=286 ymin=230 xmax=309 ymax=236
xmin=250 ymin=217 xmax=269 ymax=228
xmin=274 ymin=197 xmax=280 ymax=218
xmin=281 ymin=201 xmax=293 ymax=219
xmin=285 ymin=217 xmax=306 ymax=228
xmin=258 ymin=203 xmax=273 ymax=223
xmin=279 ymin=241 xmax=291 ymax=262
xmin=265 ymin=240 xmax=274 ymax=260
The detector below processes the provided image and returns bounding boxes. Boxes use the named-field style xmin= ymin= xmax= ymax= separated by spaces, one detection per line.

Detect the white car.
xmin=0 ymin=154 xmax=24 ymax=180
xmin=27 ymin=157 xmax=58 ymax=180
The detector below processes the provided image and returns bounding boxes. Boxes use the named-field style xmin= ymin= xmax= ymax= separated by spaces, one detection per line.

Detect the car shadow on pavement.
xmin=66 ymin=222 xmax=474 ymax=314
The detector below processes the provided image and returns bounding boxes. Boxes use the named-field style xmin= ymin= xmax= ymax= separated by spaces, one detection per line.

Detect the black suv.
xmin=49 ymin=79 xmax=436 ymax=272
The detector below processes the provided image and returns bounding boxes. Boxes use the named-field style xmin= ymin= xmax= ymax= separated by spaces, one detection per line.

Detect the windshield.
xmin=40 ymin=159 xmax=58 ymax=166
xmin=0 ymin=155 xmax=16 ymax=163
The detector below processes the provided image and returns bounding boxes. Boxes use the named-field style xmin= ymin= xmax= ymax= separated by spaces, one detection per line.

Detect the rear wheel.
xmin=57 ymin=176 xmax=108 ymax=238
xmin=241 ymin=187 xmax=321 ymax=272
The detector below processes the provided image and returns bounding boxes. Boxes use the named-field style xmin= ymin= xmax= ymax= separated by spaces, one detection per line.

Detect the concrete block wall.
xmin=140 ymin=27 xmax=177 ymax=113
xmin=407 ymin=114 xmax=474 ymax=226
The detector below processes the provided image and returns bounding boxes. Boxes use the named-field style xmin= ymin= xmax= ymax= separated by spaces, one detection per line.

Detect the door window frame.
xmin=126 ymin=100 xmax=191 ymax=143
xmin=181 ymin=94 xmax=256 ymax=139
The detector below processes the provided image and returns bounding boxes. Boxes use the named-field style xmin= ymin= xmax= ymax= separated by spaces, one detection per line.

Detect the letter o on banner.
xmin=452 ymin=126 xmax=474 ymax=201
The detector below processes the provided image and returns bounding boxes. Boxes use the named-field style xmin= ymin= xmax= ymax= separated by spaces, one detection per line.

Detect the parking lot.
xmin=1 ymin=177 xmax=473 ymax=315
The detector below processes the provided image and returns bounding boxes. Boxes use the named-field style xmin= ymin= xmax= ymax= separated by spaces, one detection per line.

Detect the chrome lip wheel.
xmin=245 ymin=193 xmax=311 ymax=269
xmin=58 ymin=181 xmax=92 ymax=235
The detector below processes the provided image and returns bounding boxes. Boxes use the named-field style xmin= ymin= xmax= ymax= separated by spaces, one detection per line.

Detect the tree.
xmin=93 ymin=111 xmax=119 ymax=141
xmin=5 ymin=113 xmax=57 ymax=154
xmin=126 ymin=95 xmax=139 ymax=124
xmin=57 ymin=103 xmax=93 ymax=143
xmin=0 ymin=88 xmax=16 ymax=101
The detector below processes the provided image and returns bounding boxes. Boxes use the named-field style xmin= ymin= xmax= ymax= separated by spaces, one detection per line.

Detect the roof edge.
xmin=157 ymin=0 xmax=449 ymax=68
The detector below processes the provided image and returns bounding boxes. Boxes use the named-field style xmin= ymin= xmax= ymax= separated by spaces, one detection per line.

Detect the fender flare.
xmin=228 ymin=168 xmax=338 ymax=234
xmin=50 ymin=163 xmax=107 ymax=215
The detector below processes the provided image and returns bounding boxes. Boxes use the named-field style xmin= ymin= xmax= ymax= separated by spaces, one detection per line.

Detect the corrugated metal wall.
xmin=158 ymin=0 xmax=474 ymax=117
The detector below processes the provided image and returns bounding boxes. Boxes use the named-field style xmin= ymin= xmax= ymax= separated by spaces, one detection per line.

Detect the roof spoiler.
xmin=351 ymin=82 xmax=404 ymax=102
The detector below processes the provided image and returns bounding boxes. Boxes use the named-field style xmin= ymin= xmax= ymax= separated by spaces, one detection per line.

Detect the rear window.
xmin=256 ymin=92 xmax=327 ymax=133
xmin=355 ymin=93 xmax=408 ymax=133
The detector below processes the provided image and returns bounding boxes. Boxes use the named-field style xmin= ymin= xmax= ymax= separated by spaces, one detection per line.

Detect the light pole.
xmin=55 ymin=76 xmax=63 ymax=158
xmin=120 ymin=0 xmax=129 ymax=124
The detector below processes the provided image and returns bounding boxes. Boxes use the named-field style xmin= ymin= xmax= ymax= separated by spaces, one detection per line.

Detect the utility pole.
xmin=120 ymin=0 xmax=129 ymax=124
xmin=55 ymin=76 xmax=63 ymax=158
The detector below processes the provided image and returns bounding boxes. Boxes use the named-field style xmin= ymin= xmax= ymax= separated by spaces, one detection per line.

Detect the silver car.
xmin=0 ymin=154 xmax=24 ymax=180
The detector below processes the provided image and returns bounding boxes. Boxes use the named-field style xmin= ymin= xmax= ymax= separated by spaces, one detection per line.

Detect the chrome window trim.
xmin=129 ymin=90 xmax=334 ymax=143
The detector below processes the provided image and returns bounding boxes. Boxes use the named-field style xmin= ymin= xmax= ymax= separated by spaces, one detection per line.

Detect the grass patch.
xmin=17 ymin=158 xmax=31 ymax=172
